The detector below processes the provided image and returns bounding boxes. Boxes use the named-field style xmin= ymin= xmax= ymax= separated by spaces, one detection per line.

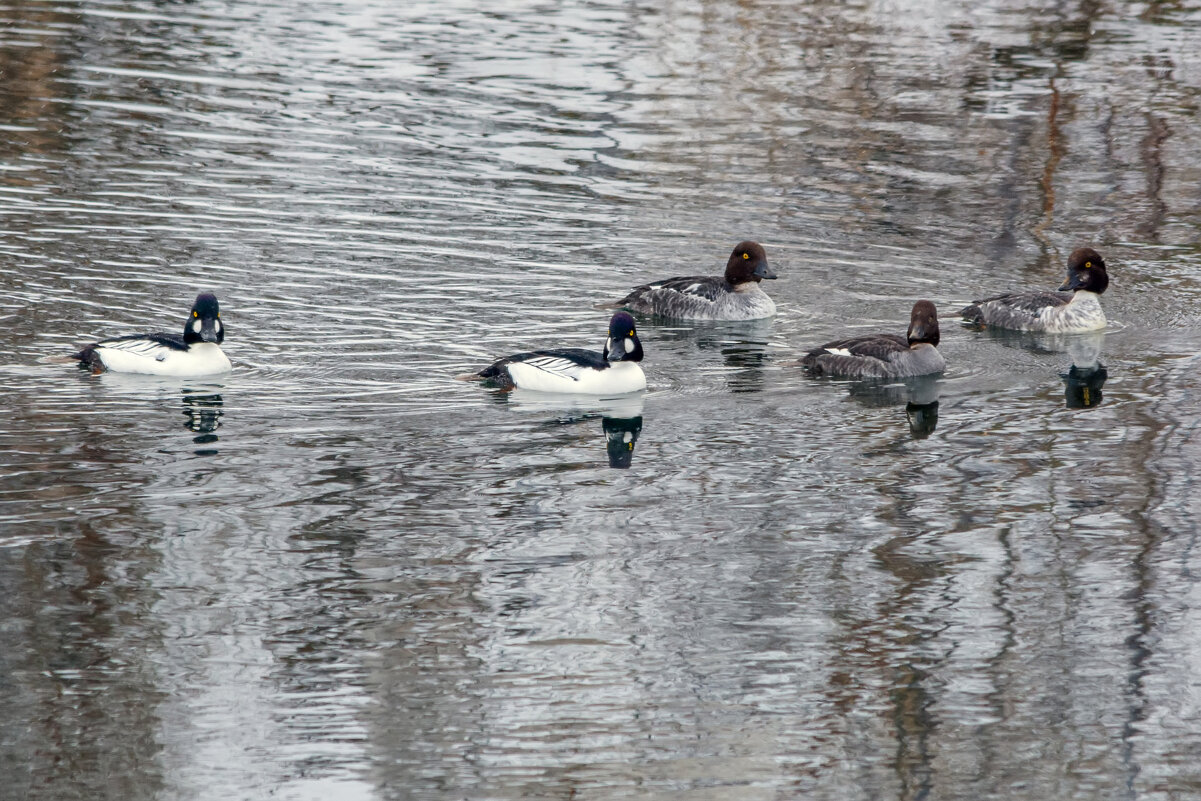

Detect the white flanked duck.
xmin=610 ymin=241 xmax=778 ymax=321
xmin=801 ymin=301 xmax=945 ymax=379
xmin=463 ymin=311 xmax=646 ymax=394
xmin=960 ymin=247 xmax=1109 ymax=333
xmin=71 ymin=292 xmax=231 ymax=376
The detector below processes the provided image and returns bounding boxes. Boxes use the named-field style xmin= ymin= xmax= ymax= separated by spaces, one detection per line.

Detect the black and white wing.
xmin=478 ymin=348 xmax=607 ymax=387
xmin=961 ymin=291 xmax=1069 ymax=326
xmin=801 ymin=333 xmax=908 ymax=377
xmin=75 ymin=331 xmax=188 ymax=368
xmin=103 ymin=332 xmax=188 ymax=351
xmin=638 ymin=275 xmax=729 ymax=303
xmin=617 ymin=275 xmax=730 ymax=316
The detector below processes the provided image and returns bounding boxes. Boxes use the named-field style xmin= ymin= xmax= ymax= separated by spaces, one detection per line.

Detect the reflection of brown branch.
xmin=1031 ymin=75 xmax=1064 ymax=251
xmin=0 ymin=3 xmax=71 ymax=173
xmin=821 ymin=531 xmax=943 ymax=799
xmin=1136 ymin=112 xmax=1169 ymax=240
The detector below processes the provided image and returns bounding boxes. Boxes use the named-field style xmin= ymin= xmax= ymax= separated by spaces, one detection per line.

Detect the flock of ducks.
xmin=64 ymin=243 xmax=1111 ymax=392
xmin=461 ymin=241 xmax=1109 ymax=393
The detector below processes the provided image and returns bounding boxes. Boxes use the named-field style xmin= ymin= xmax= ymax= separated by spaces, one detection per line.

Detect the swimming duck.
xmin=610 ymin=241 xmax=777 ymax=320
xmin=801 ymin=300 xmax=945 ymax=379
xmin=960 ymin=247 xmax=1108 ymax=332
xmin=463 ymin=311 xmax=646 ymax=394
xmin=71 ymin=292 xmax=231 ymax=376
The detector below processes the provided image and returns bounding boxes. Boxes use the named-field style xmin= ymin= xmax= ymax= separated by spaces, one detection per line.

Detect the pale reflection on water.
xmin=3 ymin=1 xmax=1201 ymax=800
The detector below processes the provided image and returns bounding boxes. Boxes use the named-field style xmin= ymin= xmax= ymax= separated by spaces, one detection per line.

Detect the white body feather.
xmin=1039 ymin=291 xmax=1106 ymax=333
xmin=506 ymin=358 xmax=645 ymax=394
xmin=94 ymin=340 xmax=232 ymax=377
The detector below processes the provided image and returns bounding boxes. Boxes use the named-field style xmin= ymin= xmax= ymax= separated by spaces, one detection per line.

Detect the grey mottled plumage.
xmin=611 ymin=241 xmax=778 ymax=321
xmin=961 ymin=248 xmax=1109 ymax=333
xmin=802 ymin=300 xmax=946 ymax=379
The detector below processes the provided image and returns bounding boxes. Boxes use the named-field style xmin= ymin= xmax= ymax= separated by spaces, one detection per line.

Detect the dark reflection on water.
xmin=655 ymin=318 xmax=777 ymax=393
xmin=905 ymin=400 xmax=939 ymax=438
xmin=5 ymin=0 xmax=1201 ymax=799
xmin=494 ymin=389 xmax=647 ymax=469
xmin=814 ymin=374 xmax=944 ymax=439
xmin=601 ymin=415 xmax=642 ymax=469
xmin=966 ymin=327 xmax=1111 ymax=410
xmin=181 ymin=391 xmax=222 ymax=452
xmin=1064 ymin=364 xmax=1108 ymax=409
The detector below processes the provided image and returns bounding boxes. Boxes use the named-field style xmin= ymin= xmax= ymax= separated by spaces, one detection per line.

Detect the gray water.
xmin=4 ymin=1 xmax=1201 ymax=799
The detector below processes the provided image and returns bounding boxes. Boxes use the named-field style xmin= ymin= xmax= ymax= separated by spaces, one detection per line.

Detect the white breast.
xmin=890 ymin=343 xmax=946 ymax=377
xmin=712 ymin=286 xmax=776 ymax=321
xmin=97 ymin=341 xmax=232 ymax=376
xmin=1042 ymin=292 xmax=1106 ymax=333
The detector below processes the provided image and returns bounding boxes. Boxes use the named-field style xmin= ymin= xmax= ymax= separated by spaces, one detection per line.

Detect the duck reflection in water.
xmin=844 ymin=374 xmax=942 ymax=439
xmin=181 ymin=390 xmax=223 ymax=452
xmin=965 ymin=327 xmax=1107 ymax=409
xmin=718 ymin=339 xmax=771 ymax=393
xmin=496 ymin=390 xmax=645 ymax=469
xmin=659 ymin=318 xmax=775 ymax=393
xmin=905 ymin=399 xmax=939 ymax=439
xmin=1061 ymin=331 xmax=1108 ymax=409
xmin=602 ymin=415 xmax=643 ymax=469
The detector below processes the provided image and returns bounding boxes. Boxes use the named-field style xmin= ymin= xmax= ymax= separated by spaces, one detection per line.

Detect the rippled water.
xmin=5 ymin=1 xmax=1201 ymax=799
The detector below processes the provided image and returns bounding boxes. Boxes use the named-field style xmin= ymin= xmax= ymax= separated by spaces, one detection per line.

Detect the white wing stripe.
xmin=99 ymin=339 xmax=178 ymax=358
xmin=523 ymin=356 xmax=589 ymax=380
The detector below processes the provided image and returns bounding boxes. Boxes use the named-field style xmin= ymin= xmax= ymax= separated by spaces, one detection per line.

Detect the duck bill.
xmin=604 ymin=338 xmax=620 ymax=362
xmin=907 ymin=320 xmax=935 ymax=343
xmin=754 ymin=262 xmax=778 ymax=280
xmin=605 ymin=336 xmax=642 ymax=362
xmin=1059 ymin=272 xmax=1083 ymax=292
xmin=199 ymin=319 xmax=221 ymax=343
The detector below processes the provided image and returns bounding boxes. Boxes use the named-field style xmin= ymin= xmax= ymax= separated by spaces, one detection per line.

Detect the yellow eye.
xmin=216 ymin=313 xmax=220 ymax=318
xmin=193 ymin=311 xmax=198 ymax=317
xmin=1084 ymin=261 xmax=1092 ymax=269
xmin=629 ymin=330 xmax=634 ymax=336
xmin=742 ymin=253 xmax=749 ymax=260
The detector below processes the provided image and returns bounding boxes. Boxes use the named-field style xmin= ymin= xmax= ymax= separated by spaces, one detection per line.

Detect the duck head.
xmin=183 ymin=293 xmax=224 ymax=345
xmin=906 ymin=300 xmax=940 ymax=348
xmin=603 ymin=311 xmax=644 ymax=363
xmin=723 ymin=241 xmax=776 ymax=285
xmin=1058 ymin=248 xmax=1109 ymax=295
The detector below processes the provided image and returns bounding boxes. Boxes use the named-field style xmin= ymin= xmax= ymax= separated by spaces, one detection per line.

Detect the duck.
xmin=800 ymin=300 xmax=945 ymax=379
xmin=462 ymin=311 xmax=646 ymax=394
xmin=960 ymin=247 xmax=1109 ymax=332
xmin=71 ymin=292 xmax=232 ymax=376
xmin=609 ymin=241 xmax=777 ymax=320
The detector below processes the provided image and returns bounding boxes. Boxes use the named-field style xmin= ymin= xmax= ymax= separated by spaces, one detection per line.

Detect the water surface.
xmin=4 ymin=1 xmax=1201 ymax=799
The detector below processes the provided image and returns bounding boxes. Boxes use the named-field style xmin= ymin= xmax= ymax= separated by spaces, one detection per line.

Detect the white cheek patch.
xmin=623 ymin=338 xmax=635 ymax=354
xmin=214 ymin=320 xmax=222 ymax=335
xmin=606 ymin=337 xmax=612 ymax=355
xmin=622 ymin=432 xmax=633 ymax=443
xmin=192 ymin=319 xmax=202 ymax=333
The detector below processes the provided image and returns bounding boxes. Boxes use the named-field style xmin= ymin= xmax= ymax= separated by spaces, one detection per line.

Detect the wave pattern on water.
xmin=4 ymin=1 xmax=1201 ymax=800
